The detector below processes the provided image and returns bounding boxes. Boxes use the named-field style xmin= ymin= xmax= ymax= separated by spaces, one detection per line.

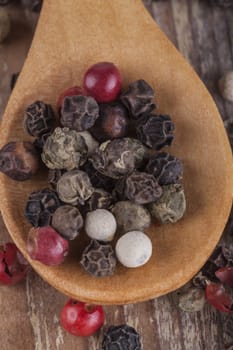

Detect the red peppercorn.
xmin=27 ymin=226 xmax=69 ymax=266
xmin=56 ymin=86 xmax=84 ymax=111
xmin=83 ymin=62 xmax=122 ymax=103
xmin=0 ymin=242 xmax=30 ymax=285
xmin=60 ymin=299 xmax=105 ymax=336
xmin=206 ymin=282 xmax=233 ymax=313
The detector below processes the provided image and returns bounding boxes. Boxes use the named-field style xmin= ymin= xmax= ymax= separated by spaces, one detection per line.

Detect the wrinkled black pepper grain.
xmin=192 ymin=243 xmax=233 ymax=288
xmin=145 ymin=152 xmax=183 ymax=185
xmin=102 ymin=324 xmax=142 ymax=350
xmin=24 ymin=101 xmax=56 ymax=137
xmin=120 ymin=79 xmax=156 ymax=118
xmin=24 ymin=188 xmax=61 ymax=227
xmin=120 ymin=171 xmax=162 ymax=204
xmin=136 ymin=114 xmax=174 ymax=150
xmin=80 ymin=240 xmax=116 ymax=277
xmin=61 ymin=95 xmax=99 ymax=131
xmin=81 ymin=161 xmax=116 ymax=192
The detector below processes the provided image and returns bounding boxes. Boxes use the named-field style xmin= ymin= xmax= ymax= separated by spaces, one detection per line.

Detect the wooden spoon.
xmin=0 ymin=0 xmax=232 ymax=305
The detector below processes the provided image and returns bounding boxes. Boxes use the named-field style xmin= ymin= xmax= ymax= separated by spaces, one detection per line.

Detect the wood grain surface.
xmin=0 ymin=1 xmax=232 ymax=349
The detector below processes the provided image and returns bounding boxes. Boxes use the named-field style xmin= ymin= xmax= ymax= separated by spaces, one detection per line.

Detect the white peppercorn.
xmin=85 ymin=209 xmax=117 ymax=242
xmin=115 ymin=231 xmax=152 ymax=268
xmin=219 ymin=71 xmax=233 ymax=102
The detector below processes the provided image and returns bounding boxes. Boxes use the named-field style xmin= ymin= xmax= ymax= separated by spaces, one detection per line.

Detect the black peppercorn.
xmin=90 ymin=102 xmax=129 ymax=142
xmin=52 ymin=205 xmax=83 ymax=240
xmin=145 ymin=152 xmax=183 ymax=185
xmin=90 ymin=138 xmax=147 ymax=179
xmin=33 ymin=132 xmax=51 ymax=153
xmin=24 ymin=101 xmax=56 ymax=137
xmin=118 ymin=171 xmax=162 ymax=204
xmin=24 ymin=188 xmax=61 ymax=227
xmin=102 ymin=324 xmax=142 ymax=350
xmin=61 ymin=95 xmax=99 ymax=131
xmin=136 ymin=114 xmax=174 ymax=150
xmin=120 ymin=79 xmax=156 ymax=118
xmin=81 ymin=161 xmax=116 ymax=192
xmin=80 ymin=240 xmax=116 ymax=277
xmin=48 ymin=169 xmax=66 ymax=189
xmin=85 ymin=188 xmax=113 ymax=212
xmin=192 ymin=243 xmax=233 ymax=288
xmin=0 ymin=141 xmax=39 ymax=181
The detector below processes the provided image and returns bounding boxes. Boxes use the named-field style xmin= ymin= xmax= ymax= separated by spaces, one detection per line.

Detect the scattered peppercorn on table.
xmin=0 ymin=1 xmax=233 ymax=350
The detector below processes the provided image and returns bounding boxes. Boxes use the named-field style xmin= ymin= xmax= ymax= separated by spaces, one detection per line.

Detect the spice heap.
xmin=0 ymin=61 xmax=186 ymax=274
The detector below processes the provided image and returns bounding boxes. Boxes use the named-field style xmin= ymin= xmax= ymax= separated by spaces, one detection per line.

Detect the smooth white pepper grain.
xmin=115 ymin=231 xmax=152 ymax=268
xmin=85 ymin=209 xmax=117 ymax=242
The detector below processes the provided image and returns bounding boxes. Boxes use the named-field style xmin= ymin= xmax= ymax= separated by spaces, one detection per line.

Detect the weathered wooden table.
xmin=0 ymin=1 xmax=232 ymax=349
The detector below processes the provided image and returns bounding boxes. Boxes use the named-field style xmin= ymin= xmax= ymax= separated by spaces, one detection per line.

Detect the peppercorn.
xmin=219 ymin=71 xmax=233 ymax=102
xmin=116 ymin=230 xmax=152 ymax=268
xmin=90 ymin=102 xmax=129 ymax=142
xmin=33 ymin=132 xmax=51 ymax=153
xmin=81 ymin=161 xmax=116 ymax=192
xmin=122 ymin=171 xmax=162 ymax=204
xmin=192 ymin=243 xmax=233 ymax=288
xmin=149 ymin=184 xmax=186 ymax=223
xmin=61 ymin=95 xmax=99 ymax=131
xmin=0 ymin=141 xmax=39 ymax=181
xmin=90 ymin=138 xmax=147 ymax=179
xmin=211 ymin=0 xmax=233 ymax=7
xmin=85 ymin=209 xmax=117 ymax=242
xmin=0 ymin=8 xmax=10 ymax=43
xmin=24 ymin=188 xmax=61 ymax=227
xmin=145 ymin=152 xmax=183 ymax=185
xmin=42 ymin=127 xmax=87 ymax=170
xmin=85 ymin=188 xmax=113 ymax=212
xmin=27 ymin=226 xmax=69 ymax=266
xmin=102 ymin=324 xmax=142 ymax=350
xmin=80 ymin=240 xmax=116 ymax=277
xmin=177 ymin=285 xmax=206 ymax=312
xmin=51 ymin=205 xmax=83 ymax=240
xmin=24 ymin=101 xmax=56 ymax=137
xmin=77 ymin=131 xmax=99 ymax=155
xmin=111 ymin=201 xmax=151 ymax=233
xmin=56 ymin=169 xmax=94 ymax=205
xmin=120 ymin=79 xmax=156 ymax=118
xmin=48 ymin=169 xmax=66 ymax=189
xmin=136 ymin=114 xmax=174 ymax=150
xmin=10 ymin=72 xmax=19 ymax=91
xmin=21 ymin=0 xmax=43 ymax=12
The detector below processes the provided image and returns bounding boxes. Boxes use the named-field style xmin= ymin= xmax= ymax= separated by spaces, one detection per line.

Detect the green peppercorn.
xmin=56 ymin=169 xmax=94 ymax=205
xmin=149 ymin=184 xmax=186 ymax=223
xmin=111 ymin=201 xmax=151 ymax=232
xmin=90 ymin=138 xmax=147 ymax=179
xmin=42 ymin=127 xmax=87 ymax=170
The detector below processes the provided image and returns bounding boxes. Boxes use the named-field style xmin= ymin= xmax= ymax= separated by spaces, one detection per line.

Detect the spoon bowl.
xmin=0 ymin=0 xmax=232 ymax=304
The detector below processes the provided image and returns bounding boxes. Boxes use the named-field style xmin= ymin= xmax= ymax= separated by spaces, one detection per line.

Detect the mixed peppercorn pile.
xmin=0 ymin=62 xmax=186 ymax=275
